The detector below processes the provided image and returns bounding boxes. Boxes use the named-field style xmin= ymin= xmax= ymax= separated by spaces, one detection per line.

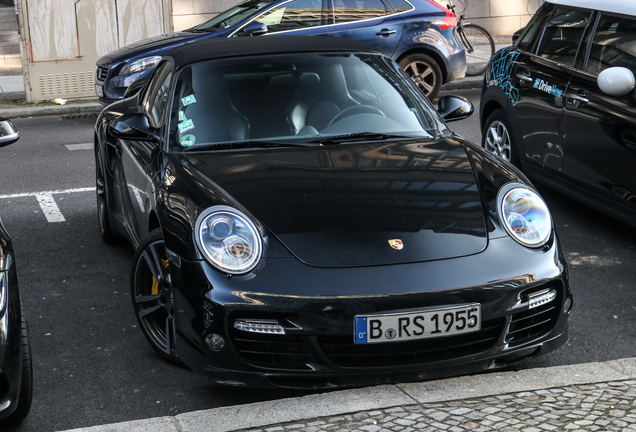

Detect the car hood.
xmin=98 ymin=31 xmax=213 ymax=62
xmin=183 ymin=137 xmax=488 ymax=268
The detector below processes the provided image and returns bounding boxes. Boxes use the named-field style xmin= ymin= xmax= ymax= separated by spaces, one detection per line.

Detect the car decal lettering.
xmin=533 ymin=78 xmax=564 ymax=97
xmin=180 ymin=134 xmax=196 ymax=147
xmin=488 ymin=47 xmax=521 ymax=105
xmin=181 ymin=95 xmax=196 ymax=106
xmin=178 ymin=119 xmax=195 ymax=133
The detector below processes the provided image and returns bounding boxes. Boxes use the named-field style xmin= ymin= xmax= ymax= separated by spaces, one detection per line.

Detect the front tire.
xmin=0 ymin=309 xmax=33 ymax=425
xmin=482 ymin=109 xmax=520 ymax=166
xmin=399 ymin=53 xmax=443 ymax=100
xmin=95 ymin=145 xmax=117 ymax=244
xmin=131 ymin=229 xmax=183 ymax=365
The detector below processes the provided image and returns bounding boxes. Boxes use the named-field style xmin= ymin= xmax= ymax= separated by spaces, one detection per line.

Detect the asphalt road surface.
xmin=1 ymin=90 xmax=634 ymax=431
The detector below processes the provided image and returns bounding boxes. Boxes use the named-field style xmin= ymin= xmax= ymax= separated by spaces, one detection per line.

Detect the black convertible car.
xmin=0 ymin=119 xmax=32 ymax=423
xmin=95 ymin=36 xmax=572 ymax=388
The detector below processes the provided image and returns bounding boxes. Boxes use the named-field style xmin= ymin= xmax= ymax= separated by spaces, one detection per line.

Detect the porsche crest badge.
xmin=388 ymin=239 xmax=403 ymax=250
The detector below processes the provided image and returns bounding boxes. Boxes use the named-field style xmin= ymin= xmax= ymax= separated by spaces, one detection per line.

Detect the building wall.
xmin=171 ymin=0 xmax=544 ymax=35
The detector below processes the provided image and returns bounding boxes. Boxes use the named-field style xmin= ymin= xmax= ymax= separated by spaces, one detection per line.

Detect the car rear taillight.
xmin=439 ymin=11 xmax=457 ymax=30
xmin=424 ymin=0 xmax=457 ymax=30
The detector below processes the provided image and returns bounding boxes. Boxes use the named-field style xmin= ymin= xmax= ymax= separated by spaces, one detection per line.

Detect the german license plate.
xmin=354 ymin=304 xmax=481 ymax=344
xmin=95 ymin=84 xmax=104 ymax=97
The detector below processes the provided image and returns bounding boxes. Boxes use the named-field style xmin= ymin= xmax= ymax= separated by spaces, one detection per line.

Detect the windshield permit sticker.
xmin=179 ymin=111 xmax=188 ymax=122
xmin=179 ymin=119 xmax=195 ymax=133
xmin=533 ymin=79 xmax=564 ymax=97
xmin=488 ymin=47 xmax=521 ymax=105
xmin=180 ymin=134 xmax=196 ymax=147
xmin=181 ymin=95 xmax=196 ymax=106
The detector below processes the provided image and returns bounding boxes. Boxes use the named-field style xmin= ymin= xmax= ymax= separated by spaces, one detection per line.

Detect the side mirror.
xmin=598 ymin=67 xmax=635 ymax=97
xmin=242 ymin=22 xmax=268 ymax=36
xmin=437 ymin=95 xmax=474 ymax=122
xmin=0 ymin=118 xmax=19 ymax=148
xmin=109 ymin=113 xmax=158 ymax=141
xmin=123 ymin=78 xmax=149 ymax=99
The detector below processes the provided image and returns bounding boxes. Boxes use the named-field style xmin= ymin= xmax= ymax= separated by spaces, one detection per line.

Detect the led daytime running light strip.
xmin=234 ymin=320 xmax=286 ymax=335
xmin=528 ymin=289 xmax=557 ymax=310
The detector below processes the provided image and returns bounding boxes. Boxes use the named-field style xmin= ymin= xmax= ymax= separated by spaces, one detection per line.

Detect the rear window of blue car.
xmin=386 ymin=0 xmax=413 ymax=13
xmin=333 ymin=0 xmax=393 ymax=23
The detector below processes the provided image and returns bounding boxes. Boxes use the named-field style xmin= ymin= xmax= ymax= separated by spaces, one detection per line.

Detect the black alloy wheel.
xmin=95 ymin=145 xmax=117 ymax=244
xmin=399 ymin=53 xmax=443 ymax=101
xmin=0 ymin=309 xmax=33 ymax=424
xmin=131 ymin=229 xmax=183 ymax=365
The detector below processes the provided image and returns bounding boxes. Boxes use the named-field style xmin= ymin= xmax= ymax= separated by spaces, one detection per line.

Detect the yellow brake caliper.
xmin=151 ymin=257 xmax=170 ymax=295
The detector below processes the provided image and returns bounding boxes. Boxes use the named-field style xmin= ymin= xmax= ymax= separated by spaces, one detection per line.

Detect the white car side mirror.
xmin=598 ymin=67 xmax=635 ymax=97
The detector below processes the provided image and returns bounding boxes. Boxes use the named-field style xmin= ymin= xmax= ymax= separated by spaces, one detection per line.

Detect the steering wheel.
xmin=328 ymin=105 xmax=385 ymax=127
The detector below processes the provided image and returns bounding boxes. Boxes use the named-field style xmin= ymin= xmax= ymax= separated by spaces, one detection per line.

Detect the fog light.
xmin=563 ymin=297 xmax=573 ymax=315
xmin=205 ymin=333 xmax=225 ymax=351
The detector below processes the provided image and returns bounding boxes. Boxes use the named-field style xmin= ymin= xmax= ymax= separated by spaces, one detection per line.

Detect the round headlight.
xmin=498 ymin=184 xmax=552 ymax=247
xmin=195 ymin=206 xmax=262 ymax=274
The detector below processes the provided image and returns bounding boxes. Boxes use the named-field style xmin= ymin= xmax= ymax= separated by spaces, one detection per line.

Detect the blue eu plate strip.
xmin=355 ymin=317 xmax=367 ymax=343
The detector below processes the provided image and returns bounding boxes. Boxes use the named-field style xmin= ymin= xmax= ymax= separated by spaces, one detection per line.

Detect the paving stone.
xmin=234 ymin=381 xmax=636 ymax=432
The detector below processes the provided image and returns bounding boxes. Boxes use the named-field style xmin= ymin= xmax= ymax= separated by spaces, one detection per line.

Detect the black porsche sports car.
xmin=0 ymin=119 xmax=33 ymax=423
xmin=95 ymin=36 xmax=572 ymax=388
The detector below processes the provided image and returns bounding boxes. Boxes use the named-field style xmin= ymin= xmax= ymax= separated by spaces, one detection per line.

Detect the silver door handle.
xmin=566 ymin=93 xmax=589 ymax=104
xmin=516 ymin=73 xmax=533 ymax=83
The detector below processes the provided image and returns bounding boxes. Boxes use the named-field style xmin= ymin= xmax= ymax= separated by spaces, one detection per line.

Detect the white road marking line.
xmin=35 ymin=193 xmax=66 ymax=222
xmin=0 ymin=187 xmax=95 ymax=223
xmin=0 ymin=187 xmax=95 ymax=200
xmin=65 ymin=143 xmax=93 ymax=151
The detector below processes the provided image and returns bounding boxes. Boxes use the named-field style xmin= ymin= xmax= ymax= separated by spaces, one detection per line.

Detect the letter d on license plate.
xmin=354 ymin=304 xmax=481 ymax=344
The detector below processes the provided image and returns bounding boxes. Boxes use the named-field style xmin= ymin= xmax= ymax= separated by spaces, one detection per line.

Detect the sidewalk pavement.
xmin=58 ymin=358 xmax=636 ymax=432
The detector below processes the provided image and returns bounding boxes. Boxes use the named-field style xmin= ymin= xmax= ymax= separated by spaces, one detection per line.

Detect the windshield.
xmin=191 ymin=0 xmax=277 ymax=32
xmin=169 ymin=53 xmax=449 ymax=151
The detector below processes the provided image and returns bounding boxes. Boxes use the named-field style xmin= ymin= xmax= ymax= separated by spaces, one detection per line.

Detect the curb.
xmin=0 ymin=101 xmax=103 ymax=119
xmin=57 ymin=357 xmax=636 ymax=432
xmin=441 ymin=75 xmax=484 ymax=91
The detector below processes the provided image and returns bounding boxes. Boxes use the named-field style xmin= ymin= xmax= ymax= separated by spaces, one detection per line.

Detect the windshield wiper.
xmin=308 ymin=132 xmax=414 ymax=145
xmin=183 ymin=141 xmax=308 ymax=151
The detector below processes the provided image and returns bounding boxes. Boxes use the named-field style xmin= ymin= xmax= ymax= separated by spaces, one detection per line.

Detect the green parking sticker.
xmin=180 ymin=134 xmax=196 ymax=147
xmin=181 ymin=95 xmax=196 ymax=106
xmin=178 ymin=119 xmax=195 ymax=133
xmin=179 ymin=111 xmax=187 ymax=122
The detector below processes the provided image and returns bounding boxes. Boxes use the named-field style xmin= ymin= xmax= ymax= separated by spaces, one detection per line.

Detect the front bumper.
xmin=169 ymin=235 xmax=571 ymax=389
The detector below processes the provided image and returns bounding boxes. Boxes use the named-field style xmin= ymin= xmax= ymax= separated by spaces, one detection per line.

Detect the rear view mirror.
xmin=242 ymin=22 xmax=268 ymax=36
xmin=124 ymin=79 xmax=149 ymax=99
xmin=109 ymin=113 xmax=158 ymax=142
xmin=598 ymin=67 xmax=635 ymax=97
xmin=437 ymin=95 xmax=474 ymax=122
xmin=0 ymin=118 xmax=19 ymax=148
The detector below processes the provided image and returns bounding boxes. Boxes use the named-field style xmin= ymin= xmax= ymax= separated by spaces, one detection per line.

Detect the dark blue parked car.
xmin=95 ymin=0 xmax=466 ymax=104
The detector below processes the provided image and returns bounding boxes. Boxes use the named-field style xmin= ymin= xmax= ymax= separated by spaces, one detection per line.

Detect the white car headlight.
xmin=497 ymin=184 xmax=552 ymax=247
xmin=195 ymin=206 xmax=262 ymax=274
xmin=119 ymin=56 xmax=162 ymax=76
